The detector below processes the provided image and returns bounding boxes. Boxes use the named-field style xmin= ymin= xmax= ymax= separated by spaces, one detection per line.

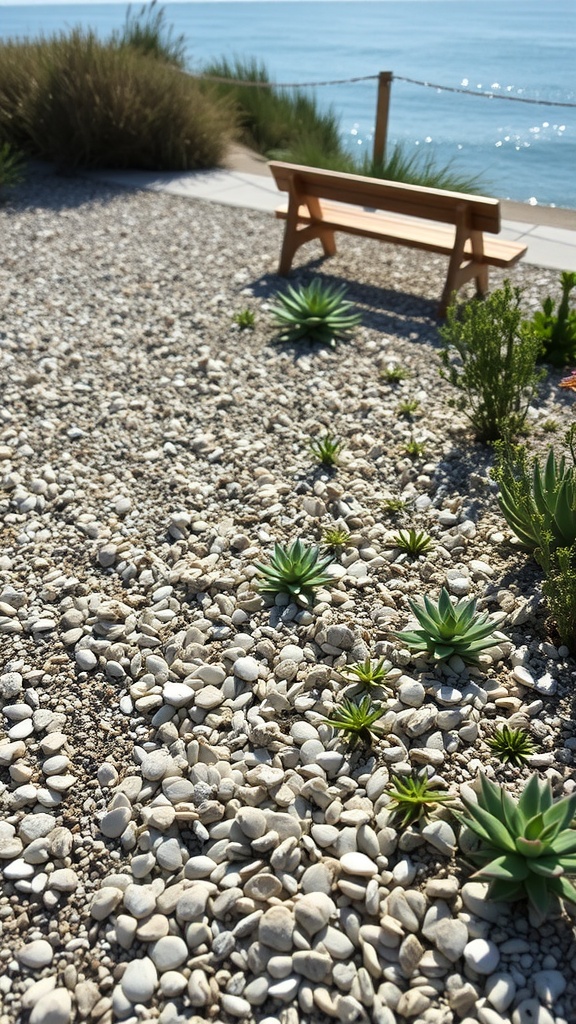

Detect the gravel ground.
xmin=1 ymin=166 xmax=576 ymax=1024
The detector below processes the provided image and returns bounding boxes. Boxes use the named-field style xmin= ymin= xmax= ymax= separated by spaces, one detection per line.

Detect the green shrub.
xmin=541 ymin=544 xmax=576 ymax=652
xmin=0 ymin=30 xmax=236 ymax=169
xmin=457 ymin=773 xmax=576 ymax=924
xmin=528 ymin=271 xmax=576 ymax=367
xmin=394 ymin=587 xmax=503 ymax=664
xmin=440 ymin=281 xmax=545 ymax=442
xmin=492 ymin=426 xmax=576 ymax=559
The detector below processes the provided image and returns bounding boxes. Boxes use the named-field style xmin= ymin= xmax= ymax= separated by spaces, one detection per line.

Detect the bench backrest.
xmin=269 ymin=161 xmax=500 ymax=235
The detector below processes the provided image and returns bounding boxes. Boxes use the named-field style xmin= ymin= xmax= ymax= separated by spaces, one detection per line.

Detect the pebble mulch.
xmin=1 ymin=166 xmax=576 ymax=1024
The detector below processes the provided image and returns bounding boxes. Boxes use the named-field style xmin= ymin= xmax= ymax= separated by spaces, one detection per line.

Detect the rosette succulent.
xmin=270 ymin=280 xmax=361 ymax=347
xmin=254 ymin=539 xmax=333 ymax=607
xmin=393 ymin=587 xmax=502 ymax=664
xmin=457 ymin=773 xmax=576 ymax=923
xmin=322 ymin=695 xmax=385 ymax=747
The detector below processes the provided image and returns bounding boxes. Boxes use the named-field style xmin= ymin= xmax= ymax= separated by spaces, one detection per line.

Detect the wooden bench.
xmin=269 ymin=161 xmax=527 ymax=315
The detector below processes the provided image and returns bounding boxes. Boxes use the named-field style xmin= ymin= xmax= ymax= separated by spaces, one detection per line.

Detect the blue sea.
xmin=1 ymin=1 xmax=575 ymax=208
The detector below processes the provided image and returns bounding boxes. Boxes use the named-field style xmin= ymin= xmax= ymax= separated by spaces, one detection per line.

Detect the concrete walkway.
xmin=85 ymin=155 xmax=576 ymax=273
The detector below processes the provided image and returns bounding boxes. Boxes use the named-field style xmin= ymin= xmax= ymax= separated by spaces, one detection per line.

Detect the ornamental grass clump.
xmin=440 ymin=281 xmax=545 ymax=442
xmin=386 ymin=772 xmax=454 ymax=828
xmin=322 ymin=695 xmax=385 ymax=748
xmin=270 ymin=280 xmax=361 ymax=348
xmin=457 ymin=773 xmax=576 ymax=924
xmin=254 ymin=539 xmax=333 ymax=608
xmin=492 ymin=426 xmax=576 ymax=561
xmin=394 ymin=587 xmax=502 ymax=664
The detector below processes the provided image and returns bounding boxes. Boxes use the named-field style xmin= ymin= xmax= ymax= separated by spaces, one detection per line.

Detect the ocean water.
xmin=1 ymin=0 xmax=575 ymax=208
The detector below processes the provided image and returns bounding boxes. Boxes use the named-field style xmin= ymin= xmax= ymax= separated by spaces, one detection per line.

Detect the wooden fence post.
xmin=373 ymin=71 xmax=393 ymax=167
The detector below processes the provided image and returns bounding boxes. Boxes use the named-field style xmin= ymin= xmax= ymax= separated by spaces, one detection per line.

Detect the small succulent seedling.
xmin=341 ymin=657 xmax=391 ymax=689
xmin=457 ymin=772 xmax=576 ymax=923
xmin=381 ymin=365 xmax=410 ymax=384
xmin=270 ymin=280 xmax=361 ymax=347
xmin=233 ymin=308 xmax=255 ymax=329
xmin=394 ymin=587 xmax=503 ymax=664
xmin=541 ymin=419 xmax=559 ymax=433
xmin=380 ymin=497 xmax=406 ymax=514
xmin=486 ymin=725 xmax=537 ymax=766
xmin=254 ymin=539 xmax=333 ymax=607
xmin=322 ymin=526 xmax=351 ymax=549
xmin=404 ymin=439 xmax=425 ymax=457
xmin=386 ymin=772 xmax=454 ymax=827
xmin=397 ymin=399 xmax=420 ymax=417
xmin=322 ymin=695 xmax=385 ymax=747
xmin=392 ymin=528 xmax=432 ymax=557
xmin=309 ymin=433 xmax=344 ymax=467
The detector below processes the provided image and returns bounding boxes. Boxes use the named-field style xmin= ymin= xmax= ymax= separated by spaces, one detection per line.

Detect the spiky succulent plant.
xmin=254 ymin=539 xmax=334 ymax=607
xmin=309 ymin=433 xmax=344 ymax=467
xmin=322 ymin=526 xmax=351 ymax=550
xmin=270 ymin=280 xmax=361 ymax=347
xmin=457 ymin=773 xmax=576 ymax=924
xmin=492 ymin=428 xmax=576 ymax=556
xmin=393 ymin=587 xmax=502 ymax=664
xmin=341 ymin=657 xmax=392 ymax=690
xmin=322 ymin=695 xmax=385 ymax=747
xmin=391 ymin=528 xmax=432 ymax=557
xmin=386 ymin=772 xmax=454 ymax=827
xmin=486 ymin=725 xmax=537 ymax=766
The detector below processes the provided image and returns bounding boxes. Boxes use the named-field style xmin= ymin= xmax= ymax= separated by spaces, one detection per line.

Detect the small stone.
xmin=149 ymin=936 xmax=188 ymax=971
xmin=221 ymin=994 xmax=252 ymax=1018
xmin=512 ymin=999 xmax=556 ymax=1024
xmin=464 ymin=938 xmax=500 ymax=974
xmin=123 ymin=884 xmax=157 ymax=918
xmin=431 ymin=918 xmax=468 ymax=962
xmin=19 ymin=813 xmax=56 ymax=843
xmin=75 ymin=649 xmax=97 ymax=671
xmin=533 ymin=970 xmax=566 ymax=1003
xmin=259 ymin=905 xmax=294 ymax=952
xmin=233 ymin=656 xmax=260 ymax=681
xmin=17 ymin=939 xmax=54 ymax=968
xmin=140 ymin=749 xmax=174 ymax=781
xmin=100 ymin=806 xmax=132 ymax=839
xmin=29 ymin=988 xmax=72 ymax=1024
xmin=90 ymin=887 xmax=123 ymax=920
xmin=339 ymin=851 xmax=378 ymax=876
xmin=294 ymin=892 xmax=335 ymax=935
xmin=485 ymin=973 xmax=517 ymax=1013
xmin=120 ymin=958 xmax=158 ymax=1003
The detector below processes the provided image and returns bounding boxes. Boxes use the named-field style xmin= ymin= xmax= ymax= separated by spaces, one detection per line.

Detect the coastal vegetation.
xmin=0 ymin=1 xmax=485 ymax=189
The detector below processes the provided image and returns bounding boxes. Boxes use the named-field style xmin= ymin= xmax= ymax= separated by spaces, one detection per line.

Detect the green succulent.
xmin=322 ymin=526 xmax=351 ymax=549
xmin=309 ymin=432 xmax=344 ymax=466
xmin=387 ymin=772 xmax=455 ymax=828
xmin=392 ymin=528 xmax=432 ymax=557
xmin=254 ymin=539 xmax=334 ymax=607
xmin=341 ymin=657 xmax=391 ymax=689
xmin=322 ymin=695 xmax=385 ymax=747
xmin=486 ymin=725 xmax=537 ymax=766
xmin=393 ymin=587 xmax=502 ymax=664
xmin=403 ymin=438 xmax=425 ymax=457
xmin=457 ymin=773 xmax=576 ymax=924
xmin=493 ymin=429 xmax=576 ymax=557
xmin=397 ymin=398 xmax=420 ymax=417
xmin=233 ymin=308 xmax=255 ymax=329
xmin=270 ymin=280 xmax=361 ymax=347
xmin=380 ymin=365 xmax=410 ymax=384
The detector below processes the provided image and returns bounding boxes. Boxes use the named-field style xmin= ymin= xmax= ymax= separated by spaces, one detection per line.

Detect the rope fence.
xmin=195 ymin=69 xmax=576 ymax=109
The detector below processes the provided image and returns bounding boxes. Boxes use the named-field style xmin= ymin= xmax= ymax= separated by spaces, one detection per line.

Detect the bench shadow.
xmin=249 ymin=263 xmax=441 ymax=344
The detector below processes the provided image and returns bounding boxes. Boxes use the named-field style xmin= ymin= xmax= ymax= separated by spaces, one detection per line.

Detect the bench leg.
xmin=475 ymin=264 xmax=489 ymax=298
xmin=278 ymin=224 xmax=337 ymax=275
xmin=318 ymin=227 xmax=337 ymax=258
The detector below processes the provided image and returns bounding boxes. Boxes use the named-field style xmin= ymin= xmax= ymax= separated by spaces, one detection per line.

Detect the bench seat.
xmin=269 ymin=161 xmax=528 ymax=315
